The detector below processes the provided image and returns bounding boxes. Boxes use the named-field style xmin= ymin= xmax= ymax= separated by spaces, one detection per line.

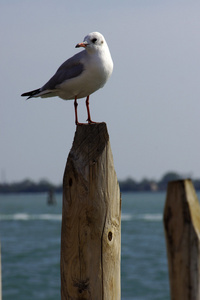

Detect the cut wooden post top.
xmin=70 ymin=122 xmax=109 ymax=165
xmin=164 ymin=179 xmax=200 ymax=231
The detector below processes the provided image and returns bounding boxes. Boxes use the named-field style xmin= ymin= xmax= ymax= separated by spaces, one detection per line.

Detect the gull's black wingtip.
xmin=21 ymin=88 xmax=40 ymax=99
xmin=21 ymin=93 xmax=32 ymax=100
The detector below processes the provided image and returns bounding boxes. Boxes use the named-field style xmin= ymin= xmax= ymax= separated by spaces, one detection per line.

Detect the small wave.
xmin=121 ymin=214 xmax=132 ymax=221
xmin=0 ymin=213 xmax=62 ymax=221
xmin=37 ymin=214 xmax=62 ymax=221
xmin=14 ymin=213 xmax=30 ymax=220
xmin=121 ymin=213 xmax=162 ymax=222
xmin=137 ymin=214 xmax=162 ymax=221
xmin=0 ymin=213 xmax=162 ymax=222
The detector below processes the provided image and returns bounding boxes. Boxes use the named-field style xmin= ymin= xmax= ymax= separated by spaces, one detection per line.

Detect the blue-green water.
xmin=0 ymin=192 xmax=170 ymax=299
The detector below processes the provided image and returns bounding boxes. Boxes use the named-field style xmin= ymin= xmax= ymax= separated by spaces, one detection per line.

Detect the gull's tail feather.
xmin=21 ymin=88 xmax=41 ymax=99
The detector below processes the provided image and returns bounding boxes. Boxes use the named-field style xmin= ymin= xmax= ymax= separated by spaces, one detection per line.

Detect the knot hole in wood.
xmin=108 ymin=231 xmax=113 ymax=241
xmin=69 ymin=178 xmax=73 ymax=187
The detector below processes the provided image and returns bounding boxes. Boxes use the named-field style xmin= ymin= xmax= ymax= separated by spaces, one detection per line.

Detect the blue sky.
xmin=1 ymin=0 xmax=200 ymax=183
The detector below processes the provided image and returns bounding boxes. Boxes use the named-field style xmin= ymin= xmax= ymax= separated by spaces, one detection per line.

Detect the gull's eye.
xmin=91 ymin=38 xmax=97 ymax=43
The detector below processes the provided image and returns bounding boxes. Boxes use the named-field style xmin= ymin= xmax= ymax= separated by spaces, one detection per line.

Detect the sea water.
xmin=0 ymin=192 xmax=171 ymax=300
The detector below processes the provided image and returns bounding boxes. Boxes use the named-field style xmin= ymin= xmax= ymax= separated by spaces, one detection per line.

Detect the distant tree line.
xmin=119 ymin=172 xmax=200 ymax=192
xmin=1 ymin=172 xmax=200 ymax=194
xmin=0 ymin=179 xmax=62 ymax=194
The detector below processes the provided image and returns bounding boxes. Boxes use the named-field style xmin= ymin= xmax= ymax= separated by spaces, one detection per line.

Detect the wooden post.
xmin=60 ymin=122 xmax=121 ymax=300
xmin=0 ymin=243 xmax=2 ymax=300
xmin=163 ymin=179 xmax=200 ymax=300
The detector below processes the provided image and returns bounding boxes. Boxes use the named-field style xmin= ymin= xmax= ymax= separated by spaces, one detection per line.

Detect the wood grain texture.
xmin=61 ymin=123 xmax=121 ymax=300
xmin=164 ymin=179 xmax=200 ymax=300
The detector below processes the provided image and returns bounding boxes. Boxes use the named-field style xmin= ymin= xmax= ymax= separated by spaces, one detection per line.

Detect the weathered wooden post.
xmin=60 ymin=122 xmax=121 ymax=300
xmin=0 ymin=243 xmax=2 ymax=300
xmin=163 ymin=179 xmax=200 ymax=300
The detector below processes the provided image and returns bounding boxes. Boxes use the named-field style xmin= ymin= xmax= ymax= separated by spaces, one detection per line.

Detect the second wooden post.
xmin=164 ymin=179 xmax=200 ymax=300
xmin=61 ymin=122 xmax=121 ymax=300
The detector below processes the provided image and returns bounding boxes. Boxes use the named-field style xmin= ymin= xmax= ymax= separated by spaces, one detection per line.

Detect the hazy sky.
xmin=1 ymin=0 xmax=200 ymax=184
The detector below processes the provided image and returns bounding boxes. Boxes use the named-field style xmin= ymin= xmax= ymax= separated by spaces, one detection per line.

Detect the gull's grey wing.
xmin=41 ymin=51 xmax=85 ymax=91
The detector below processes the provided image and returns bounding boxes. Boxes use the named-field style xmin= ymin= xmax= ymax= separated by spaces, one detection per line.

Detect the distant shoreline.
xmin=1 ymin=172 xmax=200 ymax=194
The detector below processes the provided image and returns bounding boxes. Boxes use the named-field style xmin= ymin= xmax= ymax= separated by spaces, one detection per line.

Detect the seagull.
xmin=21 ymin=32 xmax=113 ymax=125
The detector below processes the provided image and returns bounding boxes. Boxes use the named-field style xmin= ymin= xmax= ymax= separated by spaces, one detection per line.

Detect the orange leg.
xmin=74 ymin=96 xmax=79 ymax=125
xmin=86 ymin=96 xmax=96 ymax=124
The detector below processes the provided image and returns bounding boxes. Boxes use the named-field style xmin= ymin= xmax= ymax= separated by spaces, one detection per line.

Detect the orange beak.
xmin=75 ymin=42 xmax=88 ymax=48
